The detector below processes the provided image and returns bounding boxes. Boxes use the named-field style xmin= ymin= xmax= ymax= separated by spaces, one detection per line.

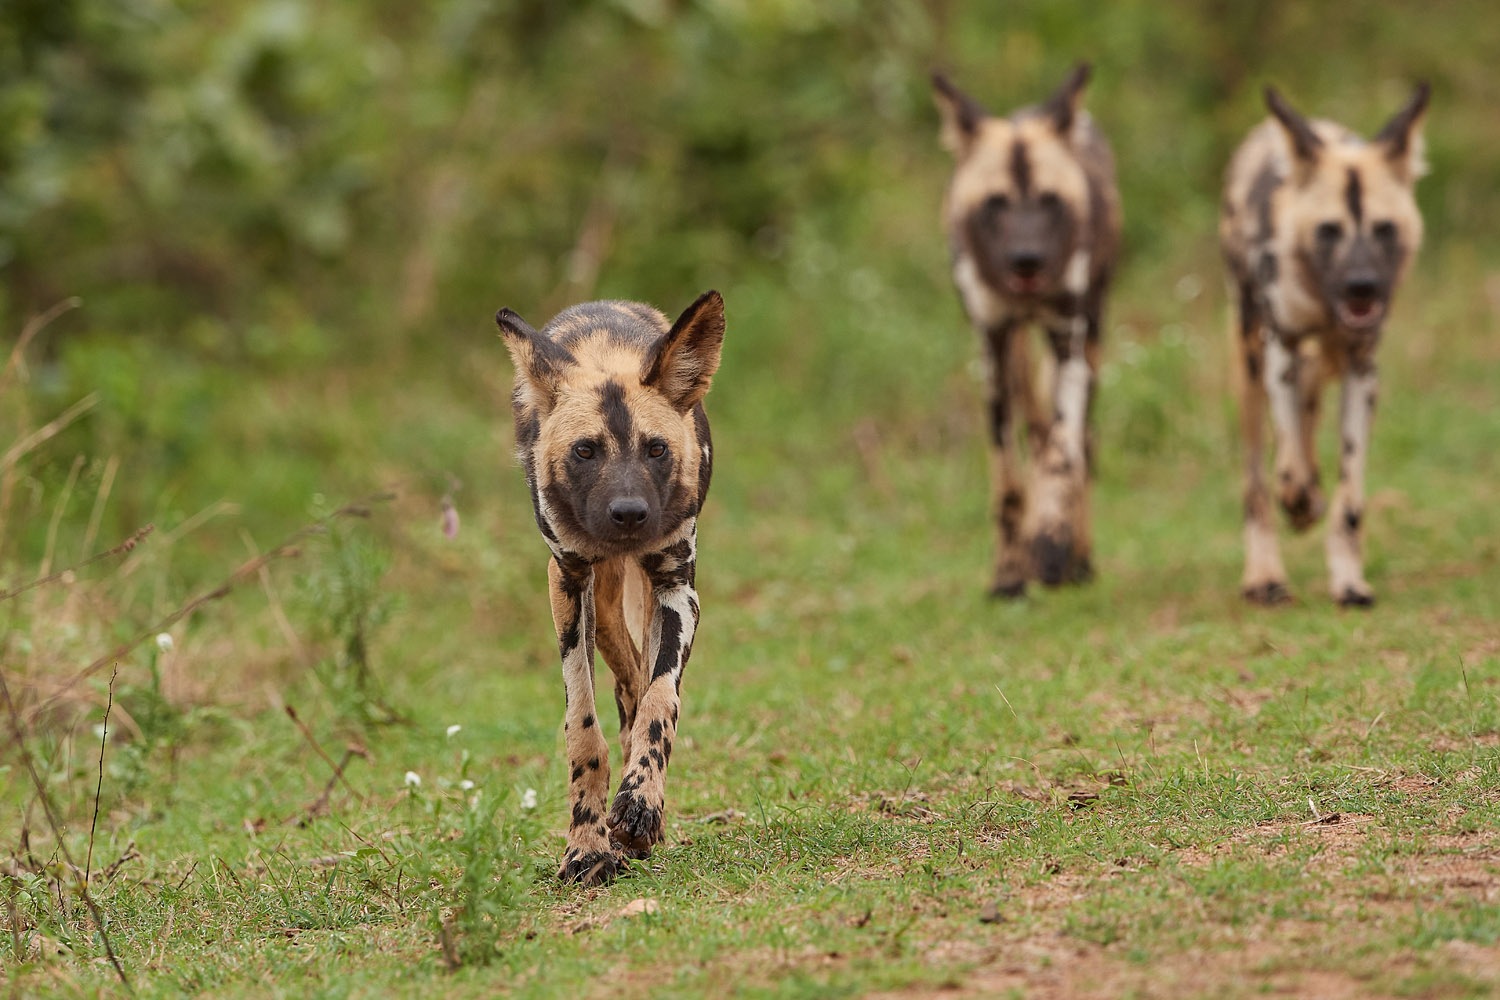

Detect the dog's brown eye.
xmin=647 ymin=441 xmax=667 ymax=459
xmin=1372 ymin=220 xmax=1397 ymax=241
xmin=573 ymin=443 xmax=594 ymax=460
xmin=1315 ymin=221 xmax=1343 ymax=243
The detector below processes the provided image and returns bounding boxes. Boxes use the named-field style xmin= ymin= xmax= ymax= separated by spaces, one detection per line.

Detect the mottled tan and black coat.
xmin=1220 ymin=85 xmax=1428 ymax=606
xmin=933 ymin=64 xmax=1122 ymax=596
xmin=496 ymin=292 xmax=723 ymax=885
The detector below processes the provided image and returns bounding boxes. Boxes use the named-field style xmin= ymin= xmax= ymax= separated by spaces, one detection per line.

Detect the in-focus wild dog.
xmin=1220 ymin=84 xmax=1429 ymax=606
xmin=932 ymin=64 xmax=1121 ymax=596
xmin=496 ymin=292 xmax=723 ymax=885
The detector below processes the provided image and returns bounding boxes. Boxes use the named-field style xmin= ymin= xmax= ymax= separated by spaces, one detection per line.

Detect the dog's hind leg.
xmin=548 ymin=555 xmax=618 ymax=886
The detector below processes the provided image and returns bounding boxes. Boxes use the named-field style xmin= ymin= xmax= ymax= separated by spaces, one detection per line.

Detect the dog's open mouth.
xmin=1336 ymin=298 xmax=1385 ymax=330
xmin=1006 ymin=274 xmax=1045 ymax=296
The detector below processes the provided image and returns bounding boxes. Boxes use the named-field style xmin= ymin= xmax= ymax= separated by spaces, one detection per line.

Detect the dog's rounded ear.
xmin=496 ymin=308 xmax=571 ymax=412
xmin=1264 ymin=85 xmax=1324 ymax=166
xmin=932 ymin=71 xmax=987 ymax=156
xmin=1042 ymin=62 xmax=1091 ymax=136
xmin=1375 ymin=81 xmax=1430 ymax=183
xmin=642 ymin=290 xmax=725 ymax=411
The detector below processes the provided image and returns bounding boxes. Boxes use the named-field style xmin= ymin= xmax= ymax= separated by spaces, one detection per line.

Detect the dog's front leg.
xmin=607 ymin=534 xmax=699 ymax=859
xmin=548 ymin=555 xmax=617 ymax=885
xmin=1265 ymin=335 xmax=1325 ymax=530
xmin=1030 ymin=315 xmax=1094 ymax=585
xmin=1326 ymin=353 xmax=1379 ymax=606
xmin=982 ymin=318 xmax=1030 ymax=597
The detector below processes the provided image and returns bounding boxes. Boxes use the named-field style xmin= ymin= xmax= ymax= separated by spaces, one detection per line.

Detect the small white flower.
xmin=155 ymin=633 xmax=174 ymax=653
xmin=520 ymin=788 xmax=537 ymax=810
xmin=459 ymin=779 xmax=475 ymax=791
xmin=404 ymin=771 xmax=422 ymax=788
xmin=446 ymin=724 xmax=462 ymax=739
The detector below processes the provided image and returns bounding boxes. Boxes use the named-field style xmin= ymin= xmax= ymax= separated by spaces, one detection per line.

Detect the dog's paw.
xmin=1031 ymin=530 xmax=1075 ymax=588
xmin=1242 ymin=580 xmax=1292 ymax=606
xmin=989 ymin=575 xmax=1027 ymax=600
xmin=1278 ymin=481 xmax=1326 ymax=533
xmin=607 ymin=789 xmax=664 ymax=857
xmin=1335 ymin=584 xmax=1375 ymax=609
xmin=557 ymin=847 xmax=621 ymax=886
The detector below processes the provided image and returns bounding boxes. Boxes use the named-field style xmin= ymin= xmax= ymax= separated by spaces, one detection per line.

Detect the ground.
xmin=3 ymin=254 xmax=1499 ymax=999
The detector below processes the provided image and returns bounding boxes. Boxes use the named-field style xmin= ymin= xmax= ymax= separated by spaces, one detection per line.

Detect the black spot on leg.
xmin=571 ymin=764 xmax=584 ymax=781
xmin=652 ymin=606 xmax=683 ymax=680
xmin=587 ymin=757 xmax=600 ymax=770
xmin=648 ymin=720 xmax=663 ymax=744
xmin=1343 ymin=437 xmax=1355 ymax=456
xmin=1345 ymin=508 xmax=1362 ymax=532
xmin=638 ymin=755 xmax=652 ymax=770
xmin=571 ymin=802 xmax=599 ymax=828
xmin=662 ymin=737 xmax=673 ymax=762
xmin=999 ymin=489 xmax=1023 ymax=544
xmin=582 ymin=714 xmax=594 ymax=729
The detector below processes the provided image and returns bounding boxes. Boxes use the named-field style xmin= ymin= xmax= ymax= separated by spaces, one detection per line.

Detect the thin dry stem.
xmin=0 ymin=298 xmax=80 ymax=400
xmin=284 ymin=705 xmax=367 ymax=806
xmin=86 ymin=665 xmax=118 ymax=883
xmin=0 ymin=667 xmax=130 ymax=990
xmin=0 ymin=525 xmax=154 ymax=605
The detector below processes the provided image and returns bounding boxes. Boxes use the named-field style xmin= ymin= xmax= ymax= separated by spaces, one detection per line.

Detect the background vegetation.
xmin=2 ymin=1 xmax=1497 ymax=997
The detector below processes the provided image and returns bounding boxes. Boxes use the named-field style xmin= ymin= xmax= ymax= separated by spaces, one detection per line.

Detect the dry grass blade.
xmin=285 ymin=704 xmax=368 ymax=807
xmin=0 ymin=392 xmax=100 ymax=476
xmin=0 ymin=667 xmax=131 ymax=991
xmin=0 ymin=297 xmax=80 ymax=400
xmin=0 ymin=525 xmax=154 ymax=604
xmin=28 ymin=492 xmax=394 ymax=722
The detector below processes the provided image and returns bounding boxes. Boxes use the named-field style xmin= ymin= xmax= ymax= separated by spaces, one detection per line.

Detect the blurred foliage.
xmin=2 ymin=0 xmax=1496 ymax=572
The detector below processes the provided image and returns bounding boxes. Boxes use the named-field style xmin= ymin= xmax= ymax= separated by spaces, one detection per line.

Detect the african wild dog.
xmin=932 ymin=64 xmax=1121 ymax=596
xmin=1220 ymin=84 xmax=1429 ymax=606
xmin=495 ymin=292 xmax=723 ymax=885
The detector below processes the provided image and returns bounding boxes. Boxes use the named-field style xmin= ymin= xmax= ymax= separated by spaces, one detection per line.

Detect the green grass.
xmin=3 ymin=243 xmax=1498 ymax=999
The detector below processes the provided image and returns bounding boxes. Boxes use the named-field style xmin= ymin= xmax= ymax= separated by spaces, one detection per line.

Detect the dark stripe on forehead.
xmin=1344 ymin=168 xmax=1363 ymax=225
xmin=599 ymin=379 xmax=633 ymax=449
xmin=1010 ymin=140 xmax=1032 ymax=198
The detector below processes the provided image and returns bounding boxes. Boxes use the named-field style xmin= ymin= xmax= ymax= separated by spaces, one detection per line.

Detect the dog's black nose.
xmin=1009 ymin=251 xmax=1044 ymax=277
xmin=1344 ymin=277 xmax=1381 ymax=301
xmin=608 ymin=497 xmax=649 ymax=528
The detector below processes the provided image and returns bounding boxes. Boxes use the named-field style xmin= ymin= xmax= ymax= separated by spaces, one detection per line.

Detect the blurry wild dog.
xmin=1220 ymin=84 xmax=1429 ymax=606
xmin=496 ymin=292 xmax=724 ymax=885
xmin=932 ymin=64 xmax=1121 ymax=596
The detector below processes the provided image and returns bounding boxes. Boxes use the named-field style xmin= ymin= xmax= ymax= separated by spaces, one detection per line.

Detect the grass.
xmin=3 ymin=240 xmax=1499 ymax=999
